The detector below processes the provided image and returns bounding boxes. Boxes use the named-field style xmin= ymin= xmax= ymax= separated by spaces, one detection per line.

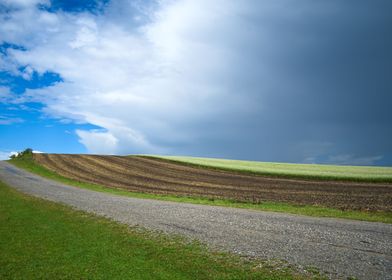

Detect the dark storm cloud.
xmin=167 ymin=0 xmax=392 ymax=165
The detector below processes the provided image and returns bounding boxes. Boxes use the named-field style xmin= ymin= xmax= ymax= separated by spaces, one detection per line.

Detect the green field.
xmin=0 ymin=180 xmax=324 ymax=280
xmin=9 ymin=155 xmax=392 ymax=223
xmin=148 ymin=155 xmax=392 ymax=182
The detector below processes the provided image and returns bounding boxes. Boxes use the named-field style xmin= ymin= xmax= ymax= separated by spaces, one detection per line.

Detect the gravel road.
xmin=1 ymin=161 xmax=391 ymax=279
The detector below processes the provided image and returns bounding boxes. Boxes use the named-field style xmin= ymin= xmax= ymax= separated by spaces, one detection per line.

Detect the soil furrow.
xmin=45 ymin=155 xmax=250 ymax=197
xmin=33 ymin=154 xmax=392 ymax=211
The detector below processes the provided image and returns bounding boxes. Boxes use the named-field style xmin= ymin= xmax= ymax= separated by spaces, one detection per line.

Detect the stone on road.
xmin=0 ymin=161 xmax=391 ymax=279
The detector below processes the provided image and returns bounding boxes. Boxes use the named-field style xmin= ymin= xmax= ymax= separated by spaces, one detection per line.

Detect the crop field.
xmin=150 ymin=155 xmax=392 ymax=182
xmin=32 ymin=154 xmax=392 ymax=211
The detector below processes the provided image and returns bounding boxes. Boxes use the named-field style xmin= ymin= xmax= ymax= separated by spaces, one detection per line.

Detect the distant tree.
xmin=22 ymin=148 xmax=33 ymax=155
xmin=12 ymin=148 xmax=34 ymax=159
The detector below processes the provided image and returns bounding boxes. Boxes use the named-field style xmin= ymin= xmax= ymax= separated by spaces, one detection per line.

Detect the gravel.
xmin=1 ymin=161 xmax=391 ymax=280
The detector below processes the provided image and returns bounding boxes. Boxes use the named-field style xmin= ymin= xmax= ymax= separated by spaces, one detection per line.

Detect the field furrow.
xmin=33 ymin=154 xmax=392 ymax=211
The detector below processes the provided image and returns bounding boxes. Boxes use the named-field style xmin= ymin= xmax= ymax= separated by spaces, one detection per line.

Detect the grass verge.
xmin=143 ymin=155 xmax=392 ymax=183
xmin=0 ymin=180 xmax=325 ymax=280
xmin=8 ymin=156 xmax=392 ymax=224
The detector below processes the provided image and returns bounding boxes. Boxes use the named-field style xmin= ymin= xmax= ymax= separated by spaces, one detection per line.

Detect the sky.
xmin=0 ymin=0 xmax=391 ymax=166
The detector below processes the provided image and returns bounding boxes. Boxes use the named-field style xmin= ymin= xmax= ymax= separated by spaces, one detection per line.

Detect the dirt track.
xmin=34 ymin=154 xmax=392 ymax=211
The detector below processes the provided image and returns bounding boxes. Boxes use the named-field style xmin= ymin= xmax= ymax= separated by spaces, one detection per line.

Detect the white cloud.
xmin=0 ymin=87 xmax=12 ymax=102
xmin=0 ymin=151 xmax=18 ymax=160
xmin=0 ymin=116 xmax=24 ymax=125
xmin=1 ymin=0 xmax=48 ymax=8
xmin=0 ymin=0 xmax=262 ymax=155
xmin=75 ymin=129 xmax=116 ymax=155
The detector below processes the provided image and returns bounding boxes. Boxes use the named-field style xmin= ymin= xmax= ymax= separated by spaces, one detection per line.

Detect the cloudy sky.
xmin=0 ymin=0 xmax=391 ymax=165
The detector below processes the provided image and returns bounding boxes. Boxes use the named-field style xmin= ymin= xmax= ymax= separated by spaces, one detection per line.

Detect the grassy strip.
xmin=0 ymin=180 xmax=324 ymax=280
xmin=142 ymin=155 xmax=392 ymax=183
xmin=9 ymin=156 xmax=392 ymax=224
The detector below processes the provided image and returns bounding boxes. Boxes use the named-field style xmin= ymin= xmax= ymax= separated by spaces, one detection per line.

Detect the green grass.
xmin=145 ymin=155 xmax=392 ymax=183
xmin=0 ymin=180 xmax=324 ymax=280
xmin=8 ymin=156 xmax=392 ymax=224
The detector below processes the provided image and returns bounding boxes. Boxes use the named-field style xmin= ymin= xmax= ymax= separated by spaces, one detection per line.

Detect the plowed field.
xmin=33 ymin=154 xmax=392 ymax=211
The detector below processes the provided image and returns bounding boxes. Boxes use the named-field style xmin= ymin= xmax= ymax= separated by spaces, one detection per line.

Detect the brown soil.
xmin=33 ymin=154 xmax=392 ymax=211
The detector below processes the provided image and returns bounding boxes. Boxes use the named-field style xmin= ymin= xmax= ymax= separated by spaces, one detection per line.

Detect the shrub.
xmin=12 ymin=148 xmax=34 ymax=159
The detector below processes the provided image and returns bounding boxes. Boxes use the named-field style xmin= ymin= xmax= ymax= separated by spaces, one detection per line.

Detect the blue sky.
xmin=1 ymin=0 xmax=391 ymax=165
